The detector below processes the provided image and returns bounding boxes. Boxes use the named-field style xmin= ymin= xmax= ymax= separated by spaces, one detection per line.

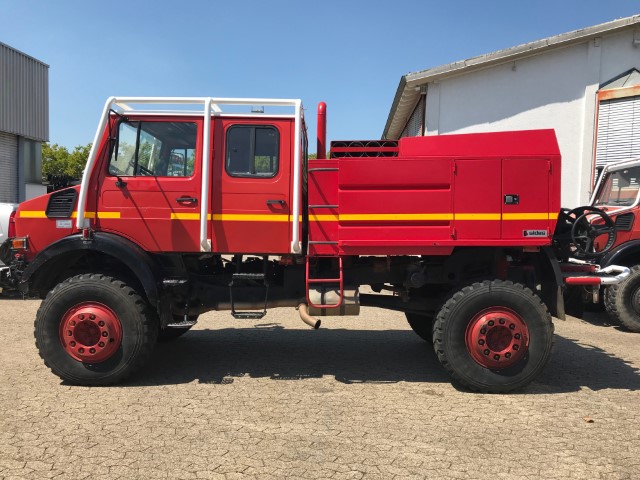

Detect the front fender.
xmin=599 ymin=240 xmax=640 ymax=268
xmin=21 ymin=233 xmax=161 ymax=308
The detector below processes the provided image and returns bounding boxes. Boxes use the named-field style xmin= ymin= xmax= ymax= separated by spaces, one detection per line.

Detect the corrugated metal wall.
xmin=400 ymin=97 xmax=425 ymax=138
xmin=595 ymin=95 xmax=640 ymax=167
xmin=0 ymin=132 xmax=18 ymax=203
xmin=0 ymin=42 xmax=49 ymax=142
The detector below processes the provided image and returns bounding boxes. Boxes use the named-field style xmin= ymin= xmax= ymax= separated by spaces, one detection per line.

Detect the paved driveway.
xmin=0 ymin=298 xmax=639 ymax=479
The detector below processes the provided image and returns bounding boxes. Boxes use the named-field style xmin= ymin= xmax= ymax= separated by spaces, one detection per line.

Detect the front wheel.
xmin=432 ymin=280 xmax=554 ymax=393
xmin=604 ymin=265 xmax=640 ymax=332
xmin=34 ymin=274 xmax=159 ymax=385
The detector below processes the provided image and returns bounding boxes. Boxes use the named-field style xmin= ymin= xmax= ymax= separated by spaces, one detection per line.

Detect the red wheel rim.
xmin=465 ymin=307 xmax=529 ymax=369
xmin=59 ymin=302 xmax=123 ymax=363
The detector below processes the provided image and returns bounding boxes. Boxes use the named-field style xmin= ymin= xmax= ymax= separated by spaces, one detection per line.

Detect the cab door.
xmin=211 ymin=118 xmax=292 ymax=254
xmin=98 ymin=117 xmax=202 ymax=252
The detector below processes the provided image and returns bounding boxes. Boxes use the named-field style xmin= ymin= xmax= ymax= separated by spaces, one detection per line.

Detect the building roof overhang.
xmin=383 ymin=14 xmax=640 ymax=140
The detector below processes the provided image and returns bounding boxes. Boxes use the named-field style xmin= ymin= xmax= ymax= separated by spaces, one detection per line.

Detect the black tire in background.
xmin=432 ymin=280 xmax=554 ymax=393
xmin=34 ymin=274 xmax=158 ymax=385
xmin=405 ymin=313 xmax=433 ymax=342
xmin=604 ymin=265 xmax=640 ymax=333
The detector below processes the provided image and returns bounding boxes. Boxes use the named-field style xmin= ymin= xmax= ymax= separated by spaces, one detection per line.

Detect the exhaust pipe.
xmin=317 ymin=102 xmax=326 ymax=159
xmin=297 ymin=303 xmax=321 ymax=329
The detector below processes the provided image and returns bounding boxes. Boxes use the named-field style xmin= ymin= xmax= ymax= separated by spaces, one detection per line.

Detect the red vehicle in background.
xmin=0 ymin=97 xmax=629 ymax=392
xmin=586 ymin=159 xmax=640 ymax=331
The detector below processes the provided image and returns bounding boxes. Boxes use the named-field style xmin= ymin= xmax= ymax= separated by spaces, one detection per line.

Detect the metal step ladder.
xmin=228 ymin=258 xmax=269 ymax=319
xmin=305 ymin=256 xmax=344 ymax=310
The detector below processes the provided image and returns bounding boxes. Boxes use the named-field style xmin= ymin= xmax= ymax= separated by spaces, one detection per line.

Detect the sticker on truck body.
xmin=523 ymin=229 xmax=547 ymax=237
xmin=56 ymin=220 xmax=73 ymax=229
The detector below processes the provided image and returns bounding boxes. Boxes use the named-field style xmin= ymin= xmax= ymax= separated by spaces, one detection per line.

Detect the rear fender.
xmin=538 ymin=246 xmax=565 ymax=320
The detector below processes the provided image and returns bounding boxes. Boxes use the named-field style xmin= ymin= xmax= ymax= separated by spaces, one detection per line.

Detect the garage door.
xmin=595 ymin=94 xmax=640 ymax=168
xmin=0 ymin=132 xmax=18 ymax=203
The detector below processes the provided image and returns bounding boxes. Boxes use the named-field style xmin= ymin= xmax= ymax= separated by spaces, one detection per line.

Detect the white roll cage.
xmin=77 ymin=97 xmax=304 ymax=254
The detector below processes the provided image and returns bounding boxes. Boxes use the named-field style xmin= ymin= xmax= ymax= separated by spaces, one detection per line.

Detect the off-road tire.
xmin=34 ymin=274 xmax=158 ymax=385
xmin=604 ymin=265 xmax=640 ymax=333
xmin=432 ymin=280 xmax=554 ymax=393
xmin=158 ymin=316 xmax=198 ymax=342
xmin=405 ymin=313 xmax=433 ymax=342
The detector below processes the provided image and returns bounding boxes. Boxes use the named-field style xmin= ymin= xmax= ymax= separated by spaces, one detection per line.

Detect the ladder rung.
xmin=232 ymin=273 xmax=265 ymax=281
xmin=232 ymin=311 xmax=266 ymax=320
xmin=308 ymin=278 xmax=341 ymax=283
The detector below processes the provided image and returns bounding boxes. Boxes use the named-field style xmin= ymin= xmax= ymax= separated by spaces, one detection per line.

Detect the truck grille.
xmin=330 ymin=140 xmax=398 ymax=158
xmin=615 ymin=213 xmax=634 ymax=231
xmin=45 ymin=188 xmax=77 ymax=218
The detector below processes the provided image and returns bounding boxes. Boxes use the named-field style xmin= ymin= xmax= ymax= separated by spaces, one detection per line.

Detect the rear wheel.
xmin=604 ymin=265 xmax=640 ymax=332
xmin=433 ymin=280 xmax=554 ymax=393
xmin=405 ymin=313 xmax=433 ymax=342
xmin=34 ymin=274 xmax=158 ymax=385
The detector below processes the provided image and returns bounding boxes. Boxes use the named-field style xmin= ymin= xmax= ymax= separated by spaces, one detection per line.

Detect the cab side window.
xmin=109 ymin=121 xmax=197 ymax=177
xmin=226 ymin=125 xmax=279 ymax=177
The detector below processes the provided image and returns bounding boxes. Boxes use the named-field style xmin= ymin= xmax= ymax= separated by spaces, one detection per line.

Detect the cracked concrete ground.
xmin=1 ymin=298 xmax=639 ymax=479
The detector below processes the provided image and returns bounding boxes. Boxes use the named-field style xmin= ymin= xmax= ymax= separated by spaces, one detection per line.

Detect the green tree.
xmin=42 ymin=142 xmax=92 ymax=179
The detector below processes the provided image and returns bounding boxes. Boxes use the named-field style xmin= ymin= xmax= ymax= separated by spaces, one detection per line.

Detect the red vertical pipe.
xmin=317 ymin=102 xmax=327 ymax=159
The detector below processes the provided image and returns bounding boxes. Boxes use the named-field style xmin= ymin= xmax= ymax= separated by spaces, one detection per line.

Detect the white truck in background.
xmin=0 ymin=202 xmax=18 ymax=292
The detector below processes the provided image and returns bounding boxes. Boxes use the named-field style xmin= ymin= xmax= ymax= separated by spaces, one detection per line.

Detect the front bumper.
xmin=0 ymin=239 xmax=17 ymax=291
xmin=561 ymin=261 xmax=630 ymax=287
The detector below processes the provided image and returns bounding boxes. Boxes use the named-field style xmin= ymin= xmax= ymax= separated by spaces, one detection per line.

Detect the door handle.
xmin=176 ymin=196 xmax=198 ymax=205
xmin=266 ymin=199 xmax=286 ymax=206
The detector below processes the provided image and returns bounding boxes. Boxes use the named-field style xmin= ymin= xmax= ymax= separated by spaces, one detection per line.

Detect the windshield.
xmin=594 ymin=165 xmax=640 ymax=207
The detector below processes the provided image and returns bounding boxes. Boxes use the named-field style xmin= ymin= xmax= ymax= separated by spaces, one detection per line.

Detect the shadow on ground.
xmin=126 ymin=323 xmax=640 ymax=393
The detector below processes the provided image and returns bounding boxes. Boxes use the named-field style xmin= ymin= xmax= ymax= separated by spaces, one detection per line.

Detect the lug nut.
xmin=78 ymin=315 xmax=84 ymax=321
xmin=478 ymin=339 xmax=485 ymax=345
xmin=98 ymin=321 xmax=105 ymax=327
xmin=70 ymin=341 xmax=76 ymax=347
xmin=505 ymin=352 xmax=511 ymax=358
xmin=89 ymin=348 xmax=96 ymax=354
xmin=513 ymin=344 xmax=519 ymax=351
xmin=499 ymin=319 xmax=505 ymax=325
xmin=483 ymin=349 xmax=490 ymax=356
xmin=102 ymin=332 xmax=108 ymax=337
xmin=89 ymin=314 xmax=96 ymax=320
xmin=493 ymin=354 xmax=500 ymax=360
xmin=488 ymin=320 xmax=494 ymax=326
xmin=509 ymin=323 xmax=515 ymax=330
xmin=98 ymin=342 xmax=105 ymax=347
xmin=67 ymin=331 xmax=72 ymax=336
xmin=78 ymin=347 xmax=85 ymax=353
xmin=480 ymin=328 xmax=487 ymax=335
xmin=514 ymin=333 xmax=521 ymax=340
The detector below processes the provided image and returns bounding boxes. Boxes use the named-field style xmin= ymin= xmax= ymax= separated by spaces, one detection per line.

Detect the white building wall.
xmin=424 ymin=29 xmax=640 ymax=208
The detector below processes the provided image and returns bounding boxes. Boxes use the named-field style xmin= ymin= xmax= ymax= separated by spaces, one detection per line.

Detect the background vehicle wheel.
xmin=34 ymin=274 xmax=159 ymax=385
xmin=158 ymin=315 xmax=198 ymax=342
xmin=432 ymin=280 xmax=554 ymax=393
xmin=405 ymin=313 xmax=433 ymax=342
xmin=604 ymin=265 xmax=640 ymax=332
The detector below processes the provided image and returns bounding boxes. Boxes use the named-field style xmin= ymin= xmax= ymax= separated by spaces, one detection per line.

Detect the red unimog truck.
xmin=584 ymin=158 xmax=640 ymax=332
xmin=0 ymin=97 xmax=629 ymax=392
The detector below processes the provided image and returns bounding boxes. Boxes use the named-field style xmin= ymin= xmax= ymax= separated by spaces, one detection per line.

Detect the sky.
xmin=1 ymin=0 xmax=638 ymax=153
